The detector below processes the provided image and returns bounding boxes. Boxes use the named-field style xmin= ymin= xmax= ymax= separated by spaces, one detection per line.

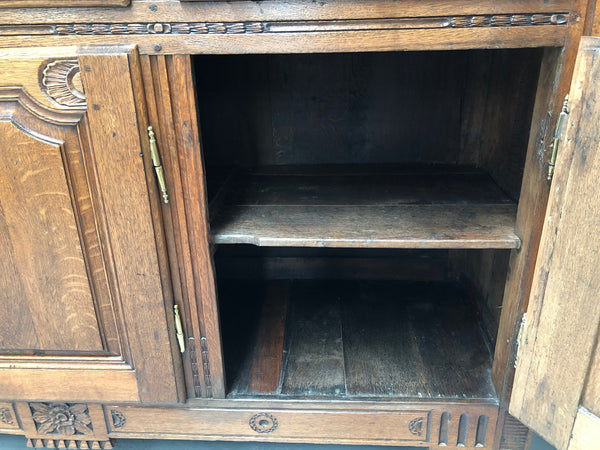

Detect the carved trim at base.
xmin=27 ymin=438 xmax=115 ymax=449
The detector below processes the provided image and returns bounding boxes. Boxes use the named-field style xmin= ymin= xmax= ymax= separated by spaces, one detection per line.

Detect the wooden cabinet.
xmin=0 ymin=47 xmax=183 ymax=405
xmin=0 ymin=1 xmax=599 ymax=449
xmin=0 ymin=1 xmax=129 ymax=8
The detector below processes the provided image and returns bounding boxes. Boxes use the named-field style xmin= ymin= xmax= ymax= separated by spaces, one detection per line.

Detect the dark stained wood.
xmin=449 ymin=249 xmax=511 ymax=344
xmin=197 ymin=51 xmax=540 ymax=172
xmin=131 ymin=54 xmax=187 ymax=403
xmin=217 ymin=169 xmax=514 ymax=206
xmin=404 ymin=285 xmax=496 ymax=400
xmin=341 ymin=282 xmax=430 ymax=398
xmin=343 ymin=282 xmax=496 ymax=399
xmin=247 ymin=282 xmax=289 ymax=394
xmin=213 ymin=204 xmax=519 ymax=249
xmin=459 ymin=49 xmax=543 ymax=200
xmin=281 ymin=282 xmax=345 ymax=397
xmin=210 ymin=166 xmax=519 ymax=249
xmin=215 ymin=247 xmax=450 ymax=282
xmin=509 ymin=37 xmax=600 ymax=450
xmin=223 ymin=280 xmax=495 ymax=400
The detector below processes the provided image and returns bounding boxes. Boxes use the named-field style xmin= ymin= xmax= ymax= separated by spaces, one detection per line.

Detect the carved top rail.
xmin=0 ymin=0 xmax=574 ymax=54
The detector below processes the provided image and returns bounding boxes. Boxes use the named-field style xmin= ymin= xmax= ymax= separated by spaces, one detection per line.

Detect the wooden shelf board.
xmin=222 ymin=280 xmax=497 ymax=401
xmin=210 ymin=166 xmax=520 ymax=249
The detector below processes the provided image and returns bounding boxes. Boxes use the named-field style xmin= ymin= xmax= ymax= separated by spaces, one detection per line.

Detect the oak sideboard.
xmin=1 ymin=1 xmax=599 ymax=449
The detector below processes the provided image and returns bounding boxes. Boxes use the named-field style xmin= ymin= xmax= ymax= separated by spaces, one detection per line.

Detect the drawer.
xmin=107 ymin=407 xmax=430 ymax=445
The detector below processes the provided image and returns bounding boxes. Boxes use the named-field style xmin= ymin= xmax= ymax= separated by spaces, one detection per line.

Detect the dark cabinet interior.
xmin=216 ymin=246 xmax=506 ymax=401
xmin=193 ymin=48 xmax=543 ymax=401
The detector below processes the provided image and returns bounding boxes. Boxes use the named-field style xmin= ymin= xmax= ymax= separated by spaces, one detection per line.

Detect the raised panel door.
xmin=0 ymin=46 xmax=183 ymax=403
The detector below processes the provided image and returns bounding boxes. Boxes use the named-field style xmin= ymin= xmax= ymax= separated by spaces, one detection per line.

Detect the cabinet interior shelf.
xmin=209 ymin=165 xmax=520 ymax=249
xmin=221 ymin=279 xmax=497 ymax=401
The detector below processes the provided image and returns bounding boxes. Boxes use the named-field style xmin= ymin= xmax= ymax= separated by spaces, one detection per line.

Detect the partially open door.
xmin=509 ymin=36 xmax=600 ymax=450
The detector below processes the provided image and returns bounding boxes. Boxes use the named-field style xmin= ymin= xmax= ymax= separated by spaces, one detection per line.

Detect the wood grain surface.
xmin=0 ymin=25 xmax=567 ymax=55
xmin=79 ymin=46 xmax=181 ymax=403
xmin=247 ymin=282 xmax=289 ymax=394
xmin=509 ymin=37 xmax=600 ymax=450
xmin=225 ymin=280 xmax=495 ymax=401
xmin=198 ymin=50 xmax=539 ymax=176
xmin=491 ymin=0 xmax=596 ymax=420
xmin=210 ymin=167 xmax=519 ymax=249
xmin=0 ymin=0 xmax=128 ymax=8
xmin=0 ymin=121 xmax=101 ymax=352
xmin=0 ymin=0 xmax=572 ymax=24
xmin=280 ymin=282 xmax=345 ymax=397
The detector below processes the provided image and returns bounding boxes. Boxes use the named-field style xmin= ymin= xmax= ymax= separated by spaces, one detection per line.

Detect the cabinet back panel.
xmin=195 ymin=49 xmax=541 ymax=199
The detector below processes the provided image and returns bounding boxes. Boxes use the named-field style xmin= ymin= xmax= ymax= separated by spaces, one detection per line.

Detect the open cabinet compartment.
xmin=215 ymin=246 xmax=510 ymax=401
xmin=193 ymin=48 xmax=543 ymax=401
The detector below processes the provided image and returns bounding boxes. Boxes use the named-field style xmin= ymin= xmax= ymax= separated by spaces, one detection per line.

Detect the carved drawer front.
xmin=242 ymin=410 xmax=429 ymax=442
xmin=107 ymin=406 xmax=430 ymax=445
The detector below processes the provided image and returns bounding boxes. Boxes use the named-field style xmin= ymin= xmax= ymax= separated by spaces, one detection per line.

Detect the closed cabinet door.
xmin=510 ymin=36 xmax=600 ymax=450
xmin=0 ymin=46 xmax=183 ymax=403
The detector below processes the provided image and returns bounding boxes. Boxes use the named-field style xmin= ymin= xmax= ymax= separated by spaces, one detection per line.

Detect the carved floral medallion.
xmin=30 ymin=403 xmax=93 ymax=436
xmin=408 ymin=417 xmax=424 ymax=436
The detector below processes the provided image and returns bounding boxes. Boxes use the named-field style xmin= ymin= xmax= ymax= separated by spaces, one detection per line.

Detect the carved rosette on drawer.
xmin=249 ymin=412 xmax=279 ymax=433
xmin=110 ymin=410 xmax=126 ymax=429
xmin=41 ymin=59 xmax=86 ymax=108
xmin=30 ymin=403 xmax=93 ymax=436
xmin=408 ymin=417 xmax=424 ymax=437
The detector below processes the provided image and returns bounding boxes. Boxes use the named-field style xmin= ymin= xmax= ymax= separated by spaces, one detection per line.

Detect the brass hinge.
xmin=174 ymin=305 xmax=185 ymax=353
xmin=147 ymin=126 xmax=169 ymax=204
xmin=514 ymin=313 xmax=527 ymax=369
xmin=547 ymin=95 xmax=569 ymax=182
